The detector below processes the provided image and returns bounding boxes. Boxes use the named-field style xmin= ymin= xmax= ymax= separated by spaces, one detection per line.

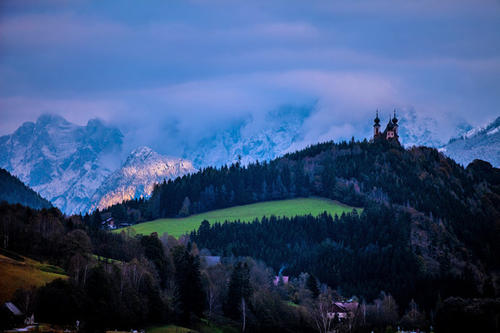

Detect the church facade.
xmin=373 ymin=110 xmax=400 ymax=144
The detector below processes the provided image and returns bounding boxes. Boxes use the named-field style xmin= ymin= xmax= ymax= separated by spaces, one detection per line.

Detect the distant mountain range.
xmin=0 ymin=168 xmax=52 ymax=209
xmin=1 ymin=111 xmax=498 ymax=213
xmin=182 ymin=105 xmax=311 ymax=167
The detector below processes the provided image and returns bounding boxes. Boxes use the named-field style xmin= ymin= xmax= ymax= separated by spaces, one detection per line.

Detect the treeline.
xmin=0 ymin=168 xmax=52 ymax=210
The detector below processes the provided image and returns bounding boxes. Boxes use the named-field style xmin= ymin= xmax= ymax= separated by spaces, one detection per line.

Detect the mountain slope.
xmin=89 ymin=146 xmax=195 ymax=211
xmin=440 ymin=116 xmax=500 ymax=167
xmin=0 ymin=114 xmax=123 ymax=214
xmin=0 ymin=168 xmax=52 ymax=209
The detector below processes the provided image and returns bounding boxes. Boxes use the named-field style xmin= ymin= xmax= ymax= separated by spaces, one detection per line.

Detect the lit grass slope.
xmin=115 ymin=197 xmax=360 ymax=238
xmin=0 ymin=253 xmax=67 ymax=303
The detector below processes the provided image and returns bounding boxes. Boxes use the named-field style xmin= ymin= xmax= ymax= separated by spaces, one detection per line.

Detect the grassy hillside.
xmin=115 ymin=197 xmax=360 ymax=238
xmin=0 ymin=252 xmax=67 ymax=303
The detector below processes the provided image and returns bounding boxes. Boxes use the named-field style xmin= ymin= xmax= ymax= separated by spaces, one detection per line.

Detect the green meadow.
xmin=115 ymin=197 xmax=361 ymax=238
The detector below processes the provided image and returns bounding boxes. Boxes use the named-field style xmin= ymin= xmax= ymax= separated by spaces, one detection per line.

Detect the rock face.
xmin=440 ymin=116 xmax=500 ymax=167
xmin=89 ymin=146 xmax=196 ymax=211
xmin=0 ymin=114 xmax=123 ymax=214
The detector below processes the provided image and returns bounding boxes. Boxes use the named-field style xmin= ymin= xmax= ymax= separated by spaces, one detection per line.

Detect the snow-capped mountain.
xmin=440 ymin=116 xmax=500 ymax=167
xmin=89 ymin=146 xmax=196 ymax=211
xmin=0 ymin=114 xmax=123 ymax=214
xmin=183 ymin=105 xmax=311 ymax=167
xmin=396 ymin=109 xmax=472 ymax=148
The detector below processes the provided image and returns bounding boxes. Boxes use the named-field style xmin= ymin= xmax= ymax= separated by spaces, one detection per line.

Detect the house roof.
xmin=330 ymin=303 xmax=347 ymax=313
xmin=337 ymin=302 xmax=359 ymax=312
xmin=4 ymin=302 xmax=23 ymax=316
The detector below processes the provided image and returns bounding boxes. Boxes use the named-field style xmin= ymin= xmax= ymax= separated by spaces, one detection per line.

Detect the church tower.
xmin=373 ymin=110 xmax=381 ymax=137
xmin=391 ymin=110 xmax=398 ymax=136
xmin=372 ymin=109 xmax=400 ymax=145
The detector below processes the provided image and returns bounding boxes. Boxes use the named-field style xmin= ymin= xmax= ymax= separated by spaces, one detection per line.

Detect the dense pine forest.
xmin=1 ymin=140 xmax=500 ymax=332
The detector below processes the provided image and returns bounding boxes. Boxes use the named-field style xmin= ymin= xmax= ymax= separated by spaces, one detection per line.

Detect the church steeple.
xmin=392 ymin=110 xmax=399 ymax=135
xmin=373 ymin=110 xmax=381 ymax=136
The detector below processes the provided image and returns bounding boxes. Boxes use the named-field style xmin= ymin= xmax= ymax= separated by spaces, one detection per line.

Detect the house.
xmin=273 ymin=275 xmax=289 ymax=286
xmin=201 ymin=255 xmax=221 ymax=267
xmin=101 ymin=217 xmax=116 ymax=230
xmin=327 ymin=301 xmax=359 ymax=320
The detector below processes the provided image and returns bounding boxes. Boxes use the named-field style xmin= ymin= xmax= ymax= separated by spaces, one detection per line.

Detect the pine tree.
xmin=307 ymin=273 xmax=320 ymax=299
xmin=172 ymin=245 xmax=205 ymax=323
xmin=224 ymin=262 xmax=252 ymax=320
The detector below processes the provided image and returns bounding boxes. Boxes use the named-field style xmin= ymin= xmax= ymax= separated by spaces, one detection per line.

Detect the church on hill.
xmin=373 ymin=110 xmax=400 ymax=144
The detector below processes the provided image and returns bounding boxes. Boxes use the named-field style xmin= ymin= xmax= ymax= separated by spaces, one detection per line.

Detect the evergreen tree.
xmin=306 ymin=274 xmax=320 ymax=299
xmin=224 ymin=262 xmax=253 ymax=320
xmin=172 ymin=245 xmax=205 ymax=323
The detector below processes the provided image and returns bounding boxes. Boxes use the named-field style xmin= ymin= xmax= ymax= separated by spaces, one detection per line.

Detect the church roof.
xmin=386 ymin=119 xmax=394 ymax=130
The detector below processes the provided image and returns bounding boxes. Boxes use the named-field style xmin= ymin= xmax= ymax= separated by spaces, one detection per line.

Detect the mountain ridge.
xmin=88 ymin=146 xmax=196 ymax=211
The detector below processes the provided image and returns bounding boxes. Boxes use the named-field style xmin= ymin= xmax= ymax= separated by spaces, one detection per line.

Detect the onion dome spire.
xmin=392 ymin=110 xmax=398 ymax=124
xmin=374 ymin=110 xmax=380 ymax=125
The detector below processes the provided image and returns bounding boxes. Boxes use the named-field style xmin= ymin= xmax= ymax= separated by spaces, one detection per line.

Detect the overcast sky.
xmin=1 ymin=0 xmax=499 ymax=154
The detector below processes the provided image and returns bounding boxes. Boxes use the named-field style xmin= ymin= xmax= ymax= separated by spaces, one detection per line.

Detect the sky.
xmin=1 ymin=0 xmax=500 ymax=156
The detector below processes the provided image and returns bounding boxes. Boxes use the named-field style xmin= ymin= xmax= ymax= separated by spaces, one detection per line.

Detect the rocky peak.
xmin=88 ymin=147 xmax=196 ymax=211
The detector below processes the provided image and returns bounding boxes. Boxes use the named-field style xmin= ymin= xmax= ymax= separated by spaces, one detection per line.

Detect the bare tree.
xmin=241 ymin=297 xmax=247 ymax=333
xmin=309 ymin=289 xmax=337 ymax=333
xmin=202 ymin=264 xmax=229 ymax=318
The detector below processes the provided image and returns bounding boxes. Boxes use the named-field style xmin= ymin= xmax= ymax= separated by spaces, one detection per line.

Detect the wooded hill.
xmin=0 ymin=168 xmax=52 ymax=210
xmin=108 ymin=139 xmax=499 ymax=267
xmin=107 ymin=139 xmax=500 ymax=303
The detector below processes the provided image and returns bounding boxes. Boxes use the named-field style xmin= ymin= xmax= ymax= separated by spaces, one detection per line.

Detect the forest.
xmin=108 ymin=140 xmax=500 ymax=270
xmin=1 ymin=140 xmax=500 ymax=332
